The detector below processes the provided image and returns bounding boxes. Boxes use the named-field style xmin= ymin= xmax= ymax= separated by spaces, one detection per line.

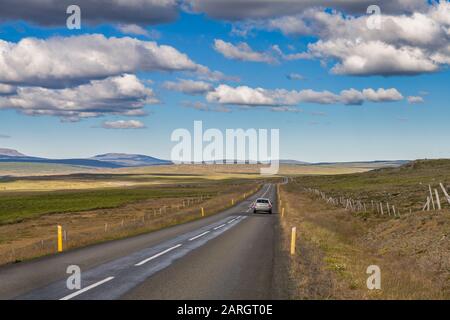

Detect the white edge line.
xmin=135 ymin=244 xmax=182 ymax=266
xmin=213 ymin=223 xmax=226 ymax=230
xmin=188 ymin=231 xmax=210 ymax=241
xmin=59 ymin=276 xmax=115 ymax=300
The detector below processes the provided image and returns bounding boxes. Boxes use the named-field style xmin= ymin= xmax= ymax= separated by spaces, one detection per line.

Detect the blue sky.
xmin=0 ymin=1 xmax=449 ymax=162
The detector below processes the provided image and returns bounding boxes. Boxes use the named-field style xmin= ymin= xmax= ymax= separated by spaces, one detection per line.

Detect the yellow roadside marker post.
xmin=201 ymin=207 xmax=205 ymax=217
xmin=231 ymin=199 xmax=234 ymax=205
xmin=282 ymin=207 xmax=285 ymax=218
xmin=57 ymin=225 xmax=63 ymax=253
xmin=290 ymin=227 xmax=296 ymax=255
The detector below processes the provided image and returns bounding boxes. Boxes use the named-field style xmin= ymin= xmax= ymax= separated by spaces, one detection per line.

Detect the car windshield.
xmin=256 ymin=199 xmax=269 ymax=203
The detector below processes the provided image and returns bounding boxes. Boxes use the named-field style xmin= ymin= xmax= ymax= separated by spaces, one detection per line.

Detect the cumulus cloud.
xmin=0 ymin=0 xmax=178 ymax=26
xmin=308 ymin=39 xmax=439 ymax=76
xmin=163 ymin=79 xmax=213 ymax=95
xmin=206 ymin=84 xmax=404 ymax=106
xmin=260 ymin=2 xmax=450 ymax=76
xmin=101 ymin=120 xmax=146 ymax=129
xmin=362 ymin=88 xmax=404 ymax=102
xmin=407 ymin=95 xmax=425 ymax=104
xmin=0 ymin=34 xmax=217 ymax=88
xmin=207 ymin=85 xmax=278 ymax=106
xmin=213 ymin=39 xmax=276 ymax=63
xmin=185 ymin=0 xmax=427 ymax=20
xmin=0 ymin=74 xmax=158 ymax=121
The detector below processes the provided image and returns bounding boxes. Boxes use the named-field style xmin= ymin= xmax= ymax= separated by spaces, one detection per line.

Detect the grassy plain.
xmin=0 ymin=161 xmax=382 ymax=265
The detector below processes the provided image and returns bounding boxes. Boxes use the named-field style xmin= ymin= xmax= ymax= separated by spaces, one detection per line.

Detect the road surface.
xmin=0 ymin=184 xmax=287 ymax=300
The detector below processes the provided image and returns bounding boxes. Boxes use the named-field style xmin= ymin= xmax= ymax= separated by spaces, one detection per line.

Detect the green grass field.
xmin=0 ymin=182 xmax=248 ymax=225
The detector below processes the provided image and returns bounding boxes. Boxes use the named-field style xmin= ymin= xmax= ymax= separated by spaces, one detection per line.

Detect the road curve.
xmin=0 ymin=184 xmax=285 ymax=300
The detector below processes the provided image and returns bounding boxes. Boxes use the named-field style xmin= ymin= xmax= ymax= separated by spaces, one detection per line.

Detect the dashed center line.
xmin=227 ymin=218 xmax=237 ymax=224
xmin=135 ymin=244 xmax=182 ymax=266
xmin=213 ymin=223 xmax=226 ymax=230
xmin=59 ymin=276 xmax=115 ymax=300
xmin=188 ymin=231 xmax=210 ymax=241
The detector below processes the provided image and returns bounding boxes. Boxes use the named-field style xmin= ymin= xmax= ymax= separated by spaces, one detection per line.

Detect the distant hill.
xmin=0 ymin=147 xmax=409 ymax=170
xmin=91 ymin=153 xmax=172 ymax=167
xmin=312 ymin=160 xmax=409 ymax=168
xmin=0 ymin=148 xmax=170 ymax=168
xmin=0 ymin=148 xmax=26 ymax=157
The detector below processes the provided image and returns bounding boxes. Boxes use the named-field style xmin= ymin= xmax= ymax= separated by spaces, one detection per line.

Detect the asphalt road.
xmin=0 ymin=183 xmax=286 ymax=300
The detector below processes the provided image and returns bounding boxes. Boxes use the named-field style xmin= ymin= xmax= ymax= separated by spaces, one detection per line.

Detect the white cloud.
xmin=116 ymin=24 xmax=160 ymax=38
xmin=163 ymin=79 xmax=213 ymax=95
xmin=362 ymin=88 xmax=404 ymax=102
xmin=407 ymin=95 xmax=425 ymax=104
xmin=207 ymin=85 xmax=278 ymax=106
xmin=213 ymin=39 xmax=276 ymax=63
xmin=102 ymin=120 xmax=146 ymax=129
xmin=241 ymin=2 xmax=450 ymax=76
xmin=206 ymin=84 xmax=404 ymax=106
xmin=340 ymin=88 xmax=365 ymax=105
xmin=309 ymin=39 xmax=438 ymax=76
xmin=0 ymin=74 xmax=158 ymax=121
xmin=0 ymin=34 xmax=217 ymax=88
xmin=117 ymin=24 xmax=150 ymax=36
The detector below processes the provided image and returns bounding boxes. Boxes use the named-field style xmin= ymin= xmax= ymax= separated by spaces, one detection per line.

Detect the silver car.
xmin=252 ymin=198 xmax=273 ymax=214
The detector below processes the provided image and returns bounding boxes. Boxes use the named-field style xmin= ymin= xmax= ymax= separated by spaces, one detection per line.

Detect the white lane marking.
xmin=213 ymin=224 xmax=226 ymax=230
xmin=59 ymin=276 xmax=114 ymax=300
xmin=188 ymin=231 xmax=210 ymax=241
xmin=227 ymin=218 xmax=237 ymax=224
xmin=135 ymin=244 xmax=182 ymax=266
xmin=261 ymin=184 xmax=272 ymax=197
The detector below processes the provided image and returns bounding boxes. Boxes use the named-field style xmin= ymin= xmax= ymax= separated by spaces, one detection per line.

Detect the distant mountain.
xmin=91 ymin=153 xmax=172 ymax=167
xmin=311 ymin=160 xmax=409 ymax=168
xmin=0 ymin=147 xmax=408 ymax=170
xmin=280 ymin=159 xmax=310 ymax=165
xmin=0 ymin=148 xmax=170 ymax=168
xmin=0 ymin=148 xmax=26 ymax=157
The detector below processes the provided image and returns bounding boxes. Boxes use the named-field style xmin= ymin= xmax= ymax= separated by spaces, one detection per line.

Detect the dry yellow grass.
xmin=278 ymin=183 xmax=449 ymax=300
xmin=0 ymin=163 xmax=368 ymax=192
xmin=114 ymin=163 xmax=369 ymax=176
